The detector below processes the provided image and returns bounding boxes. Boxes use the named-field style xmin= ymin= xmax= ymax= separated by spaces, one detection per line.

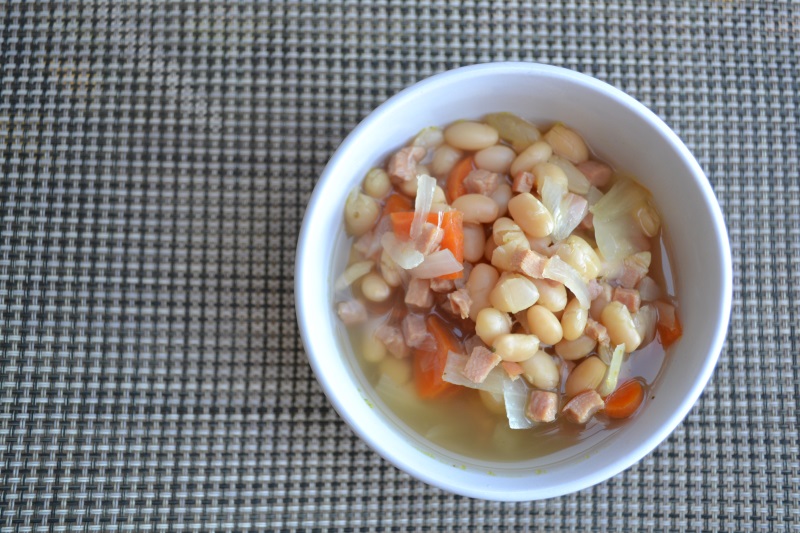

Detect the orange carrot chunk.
xmin=383 ymin=193 xmax=413 ymax=215
xmin=413 ymin=315 xmax=460 ymax=399
xmin=604 ymin=379 xmax=645 ymax=419
xmin=446 ymin=156 xmax=475 ymax=202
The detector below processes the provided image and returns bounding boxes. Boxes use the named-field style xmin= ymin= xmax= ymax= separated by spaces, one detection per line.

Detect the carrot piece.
xmin=413 ymin=315 xmax=461 ymax=399
xmin=604 ymin=379 xmax=645 ymax=419
xmin=654 ymin=301 xmax=683 ymax=349
xmin=383 ymin=193 xmax=413 ymax=215
xmin=390 ymin=211 xmax=464 ymax=279
xmin=446 ymin=156 xmax=474 ymax=202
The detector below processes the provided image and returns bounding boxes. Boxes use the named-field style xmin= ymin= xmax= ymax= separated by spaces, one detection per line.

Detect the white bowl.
xmin=295 ymin=63 xmax=732 ymax=501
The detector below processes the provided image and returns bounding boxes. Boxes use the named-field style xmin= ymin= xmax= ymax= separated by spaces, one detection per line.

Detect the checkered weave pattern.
xmin=0 ymin=1 xmax=798 ymax=530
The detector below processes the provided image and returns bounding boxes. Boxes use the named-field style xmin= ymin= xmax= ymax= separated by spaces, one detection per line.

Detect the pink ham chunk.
xmin=526 ymin=390 xmax=558 ymax=423
xmin=430 ymin=277 xmax=456 ymax=293
xmin=501 ymin=361 xmax=524 ymax=380
xmin=512 ymin=171 xmax=535 ymax=194
xmin=511 ymin=248 xmax=547 ymax=279
xmin=562 ymin=390 xmax=605 ymax=424
xmin=375 ymin=324 xmax=410 ymax=359
xmin=388 ymin=146 xmax=426 ymax=182
xmin=414 ymin=222 xmax=444 ymax=255
xmin=463 ymin=346 xmax=502 ymax=384
xmin=616 ymin=252 xmax=651 ymax=289
xmin=402 ymin=313 xmax=435 ymax=350
xmin=576 ymin=160 xmax=613 ymax=188
xmin=405 ymin=278 xmax=434 ymax=309
xmin=336 ymin=300 xmax=367 ymax=326
xmin=448 ymin=288 xmax=472 ymax=319
xmin=585 ymin=318 xmax=610 ymax=345
xmin=613 ymin=287 xmax=642 ymax=313
xmin=587 ymin=278 xmax=604 ymax=300
xmin=463 ymin=169 xmax=500 ymax=196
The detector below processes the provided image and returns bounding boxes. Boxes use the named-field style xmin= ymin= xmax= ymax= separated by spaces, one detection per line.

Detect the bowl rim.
xmin=295 ymin=61 xmax=733 ymax=500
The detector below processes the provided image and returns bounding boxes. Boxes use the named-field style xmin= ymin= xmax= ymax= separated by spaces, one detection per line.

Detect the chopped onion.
xmin=598 ymin=343 xmax=626 ymax=397
xmin=334 ymin=260 xmax=374 ymax=291
xmin=381 ymin=232 xmax=424 ymax=269
xmin=541 ymin=175 xmax=588 ymax=243
xmin=412 ymin=127 xmax=444 ymax=149
xmin=542 ymin=255 xmax=591 ymax=308
xmin=442 ymin=351 xmax=505 ymax=394
xmin=549 ymin=155 xmax=591 ymax=195
xmin=503 ymin=375 xmax=533 ymax=429
xmin=633 ymin=304 xmax=658 ymax=347
xmin=483 ymin=112 xmax=541 ymax=152
xmin=586 ymin=186 xmax=604 ymax=207
xmin=410 ymin=174 xmax=437 ymax=240
xmin=636 ymin=276 xmax=663 ymax=302
xmin=408 ymin=248 xmax=463 ymax=279
xmin=590 ymin=177 xmax=653 ymax=262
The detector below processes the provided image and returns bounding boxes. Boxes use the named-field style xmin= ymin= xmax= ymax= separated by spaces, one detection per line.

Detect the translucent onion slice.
xmin=549 ymin=154 xmax=591 ymax=195
xmin=542 ymin=255 xmax=591 ymax=308
xmin=590 ymin=177 xmax=653 ymax=262
xmin=632 ymin=304 xmax=658 ymax=348
xmin=503 ymin=375 xmax=534 ymax=429
xmin=597 ymin=343 xmax=626 ymax=397
xmin=410 ymin=174 xmax=437 ymax=240
xmin=408 ymin=249 xmax=463 ymax=279
xmin=334 ymin=260 xmax=374 ymax=291
xmin=483 ymin=112 xmax=541 ymax=152
xmin=442 ymin=351 xmax=505 ymax=394
xmin=381 ymin=232 xmax=424 ymax=269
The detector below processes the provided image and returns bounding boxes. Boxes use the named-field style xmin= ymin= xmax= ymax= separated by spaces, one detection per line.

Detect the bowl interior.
xmin=296 ymin=63 xmax=731 ymax=500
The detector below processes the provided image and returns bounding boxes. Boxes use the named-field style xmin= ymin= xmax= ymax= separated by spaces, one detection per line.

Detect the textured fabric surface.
xmin=0 ymin=0 xmax=798 ymax=531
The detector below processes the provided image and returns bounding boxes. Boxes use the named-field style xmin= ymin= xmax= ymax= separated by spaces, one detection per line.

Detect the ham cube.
xmin=613 ymin=287 xmax=641 ymax=313
xmin=387 ymin=146 xmax=426 ymax=182
xmin=402 ymin=313 xmax=435 ymax=350
xmin=511 ymin=248 xmax=547 ymax=279
xmin=336 ymin=300 xmax=367 ymax=326
xmin=463 ymin=346 xmax=502 ymax=384
xmin=430 ymin=277 xmax=456 ymax=293
xmin=405 ymin=278 xmax=434 ymax=309
xmin=526 ymin=390 xmax=558 ymax=423
xmin=463 ymin=169 xmax=500 ymax=196
xmin=448 ymin=288 xmax=472 ymax=319
xmin=576 ymin=160 xmax=612 ymax=188
xmin=616 ymin=252 xmax=651 ymax=289
xmin=585 ymin=318 xmax=610 ymax=345
xmin=375 ymin=324 xmax=410 ymax=359
xmin=501 ymin=361 xmax=524 ymax=380
xmin=512 ymin=171 xmax=535 ymax=194
xmin=562 ymin=390 xmax=604 ymax=424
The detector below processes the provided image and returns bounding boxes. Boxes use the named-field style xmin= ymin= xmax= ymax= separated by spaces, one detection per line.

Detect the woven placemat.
xmin=1 ymin=0 xmax=798 ymax=530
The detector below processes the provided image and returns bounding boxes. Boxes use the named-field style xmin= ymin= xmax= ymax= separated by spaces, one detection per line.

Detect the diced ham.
xmin=576 ymin=160 xmax=613 ymax=188
xmin=585 ymin=318 xmax=610 ymax=345
xmin=405 ymin=278 xmax=434 ymax=308
xmin=511 ymin=248 xmax=547 ymax=279
xmin=402 ymin=313 xmax=435 ymax=350
xmin=562 ymin=390 xmax=605 ymax=424
xmin=448 ymin=288 xmax=472 ymax=319
xmin=454 ymin=262 xmax=472 ymax=290
xmin=616 ymin=252 xmax=651 ymax=289
xmin=501 ymin=361 xmax=524 ymax=380
xmin=353 ymin=216 xmax=391 ymax=259
xmin=526 ymin=390 xmax=559 ymax=423
xmin=653 ymin=301 xmax=679 ymax=332
xmin=512 ymin=171 xmax=535 ymax=194
xmin=613 ymin=287 xmax=641 ymax=313
xmin=563 ymin=192 xmax=589 ymax=225
xmin=463 ymin=346 xmax=502 ymax=384
xmin=463 ymin=169 xmax=500 ymax=196
xmin=430 ymin=277 xmax=456 ymax=293
xmin=463 ymin=335 xmax=486 ymax=355
xmin=336 ymin=300 xmax=368 ymax=326
xmin=375 ymin=325 xmax=410 ymax=359
xmin=388 ymin=146 xmax=426 ymax=182
xmin=414 ymin=222 xmax=444 ymax=255
xmin=587 ymin=279 xmax=604 ymax=300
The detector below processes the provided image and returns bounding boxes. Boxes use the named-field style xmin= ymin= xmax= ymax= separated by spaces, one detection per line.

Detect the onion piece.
xmin=503 ymin=375 xmax=534 ymax=429
xmin=483 ymin=112 xmax=541 ymax=152
xmin=381 ymin=232 xmax=424 ymax=269
xmin=408 ymin=248 xmax=463 ymax=279
xmin=410 ymin=174 xmax=437 ymax=240
xmin=542 ymin=255 xmax=591 ymax=308
xmin=442 ymin=351 xmax=505 ymax=394
xmin=597 ymin=343 xmax=626 ymax=397
xmin=541 ymin=174 xmax=588 ymax=243
xmin=549 ymin=155 xmax=591 ymax=195
xmin=590 ymin=177 xmax=653 ymax=262
xmin=412 ymin=127 xmax=444 ymax=149
xmin=586 ymin=186 xmax=604 ymax=207
xmin=632 ymin=304 xmax=658 ymax=347
xmin=335 ymin=260 xmax=374 ymax=291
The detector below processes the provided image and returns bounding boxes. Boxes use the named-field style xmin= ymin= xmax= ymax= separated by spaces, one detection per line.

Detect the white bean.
xmin=636 ymin=204 xmax=661 ymax=237
xmin=490 ymin=183 xmax=512 ymax=218
xmin=565 ymin=356 xmax=607 ymax=396
xmin=380 ymin=356 xmax=412 ymax=385
xmin=463 ymin=223 xmax=486 ymax=263
xmin=493 ymin=333 xmax=540 ymax=362
xmin=466 ymin=263 xmax=500 ymax=320
xmin=493 ymin=217 xmax=528 ymax=247
xmin=489 ymin=273 xmax=540 ymax=314
xmin=510 ymin=140 xmax=553 ymax=177
xmin=532 ymin=162 xmax=569 ymax=195
xmin=452 ymin=193 xmax=500 ymax=224
xmin=484 ymin=234 xmax=498 ymax=263
xmin=600 ymin=301 xmax=642 ymax=352
xmin=430 ymin=145 xmax=463 ymax=177
xmin=561 ymin=297 xmax=588 ymax=341
xmin=555 ymin=235 xmax=602 ymax=281
xmin=531 ymin=278 xmax=567 ymax=312
xmin=398 ymin=177 xmax=418 ymax=197
xmin=475 ymin=144 xmax=516 ymax=174
xmin=475 ymin=307 xmax=513 ymax=346
xmin=554 ymin=334 xmax=597 ymax=360
xmin=544 ymin=123 xmax=589 ymax=164
xmin=362 ymin=331 xmax=387 ymax=363
xmin=519 ymin=350 xmax=560 ymax=390
xmin=360 ymin=272 xmax=392 ymax=303
xmin=507 ymin=193 xmax=554 ymax=238
xmin=362 ymin=168 xmax=391 ymax=198
xmin=345 ymin=191 xmax=380 ymax=236
xmin=444 ymin=121 xmax=500 ymax=151
xmin=526 ymin=304 xmax=563 ymax=345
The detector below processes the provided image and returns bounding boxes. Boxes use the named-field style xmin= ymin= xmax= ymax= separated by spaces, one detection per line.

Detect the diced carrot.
xmin=390 ymin=211 xmax=464 ymax=279
xmin=383 ymin=193 xmax=413 ymax=215
xmin=604 ymin=379 xmax=645 ymax=419
xmin=413 ymin=315 xmax=461 ymax=399
xmin=446 ymin=156 xmax=474 ymax=202
xmin=654 ymin=301 xmax=683 ymax=349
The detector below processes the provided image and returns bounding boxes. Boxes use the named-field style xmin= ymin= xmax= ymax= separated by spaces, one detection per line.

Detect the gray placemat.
xmin=1 ymin=0 xmax=798 ymax=530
